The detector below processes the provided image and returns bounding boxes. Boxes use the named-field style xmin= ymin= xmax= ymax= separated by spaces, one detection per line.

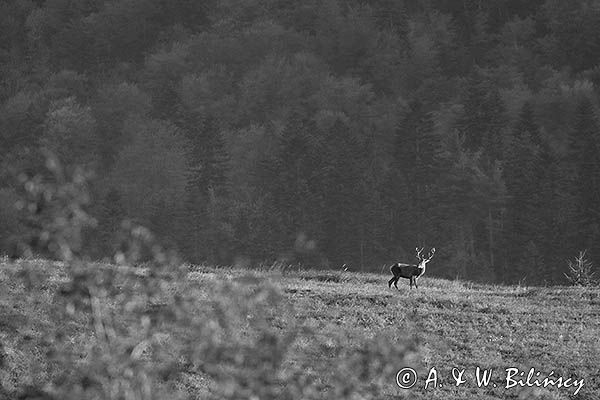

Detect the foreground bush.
xmin=1 ymin=157 xmax=416 ymax=399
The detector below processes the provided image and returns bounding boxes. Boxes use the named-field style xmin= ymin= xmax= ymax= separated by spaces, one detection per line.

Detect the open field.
xmin=0 ymin=258 xmax=598 ymax=399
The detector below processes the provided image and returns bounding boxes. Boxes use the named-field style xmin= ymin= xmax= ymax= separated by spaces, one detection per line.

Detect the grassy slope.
xmin=277 ymin=270 xmax=599 ymax=399
xmin=1 ymin=260 xmax=599 ymax=399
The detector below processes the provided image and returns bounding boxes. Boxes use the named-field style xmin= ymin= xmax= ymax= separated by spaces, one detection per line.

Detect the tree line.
xmin=1 ymin=0 xmax=600 ymax=283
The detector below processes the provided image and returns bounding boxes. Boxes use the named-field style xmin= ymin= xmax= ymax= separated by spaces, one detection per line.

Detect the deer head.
xmin=415 ymin=247 xmax=435 ymax=267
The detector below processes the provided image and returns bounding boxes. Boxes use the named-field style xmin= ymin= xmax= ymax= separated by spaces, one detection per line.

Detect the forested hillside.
xmin=2 ymin=0 xmax=600 ymax=284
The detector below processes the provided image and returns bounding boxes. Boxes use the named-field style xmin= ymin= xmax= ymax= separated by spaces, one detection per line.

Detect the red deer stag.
xmin=388 ymin=247 xmax=435 ymax=290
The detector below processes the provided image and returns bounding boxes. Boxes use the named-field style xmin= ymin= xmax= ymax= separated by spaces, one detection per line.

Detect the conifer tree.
xmin=458 ymin=75 xmax=507 ymax=164
xmin=260 ymin=112 xmax=320 ymax=252
xmin=537 ymin=141 xmax=564 ymax=282
xmin=393 ymin=100 xmax=445 ymax=246
xmin=503 ymin=101 xmax=544 ymax=279
xmin=184 ymin=115 xmax=230 ymax=263
xmin=319 ymin=118 xmax=366 ymax=266
xmin=568 ymin=98 xmax=600 ymax=266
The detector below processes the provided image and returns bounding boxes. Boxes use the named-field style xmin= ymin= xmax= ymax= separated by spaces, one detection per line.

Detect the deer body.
xmin=388 ymin=263 xmax=426 ymax=289
xmin=388 ymin=247 xmax=435 ymax=290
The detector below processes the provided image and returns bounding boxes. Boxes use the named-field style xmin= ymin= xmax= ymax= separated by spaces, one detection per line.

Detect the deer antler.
xmin=424 ymin=247 xmax=436 ymax=263
xmin=415 ymin=247 xmax=425 ymax=260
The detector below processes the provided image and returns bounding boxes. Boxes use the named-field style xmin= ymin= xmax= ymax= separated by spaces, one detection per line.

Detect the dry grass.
xmin=0 ymin=259 xmax=598 ymax=399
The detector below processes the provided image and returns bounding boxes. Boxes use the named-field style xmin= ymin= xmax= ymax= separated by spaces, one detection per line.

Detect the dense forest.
xmin=1 ymin=0 xmax=600 ymax=284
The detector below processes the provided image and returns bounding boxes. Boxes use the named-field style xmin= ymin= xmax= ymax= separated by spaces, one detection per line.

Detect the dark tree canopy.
xmin=1 ymin=0 xmax=600 ymax=283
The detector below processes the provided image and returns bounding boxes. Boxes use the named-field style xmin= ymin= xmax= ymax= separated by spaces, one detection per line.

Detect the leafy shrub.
xmin=5 ymin=155 xmax=416 ymax=399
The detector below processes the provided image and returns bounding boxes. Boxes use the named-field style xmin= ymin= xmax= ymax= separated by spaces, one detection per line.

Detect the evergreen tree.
xmin=319 ymin=118 xmax=366 ymax=267
xmin=184 ymin=115 xmax=230 ymax=263
xmin=537 ymin=141 xmax=564 ymax=282
xmin=458 ymin=75 xmax=507 ymax=164
xmin=254 ymin=111 xmax=321 ymax=258
xmin=503 ymin=101 xmax=544 ymax=280
xmin=436 ymin=133 xmax=503 ymax=281
xmin=568 ymin=98 xmax=600 ymax=267
xmin=393 ymin=100 xmax=445 ymax=247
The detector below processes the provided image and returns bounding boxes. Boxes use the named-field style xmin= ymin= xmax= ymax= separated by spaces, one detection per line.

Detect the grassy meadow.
xmin=0 ymin=258 xmax=598 ymax=399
